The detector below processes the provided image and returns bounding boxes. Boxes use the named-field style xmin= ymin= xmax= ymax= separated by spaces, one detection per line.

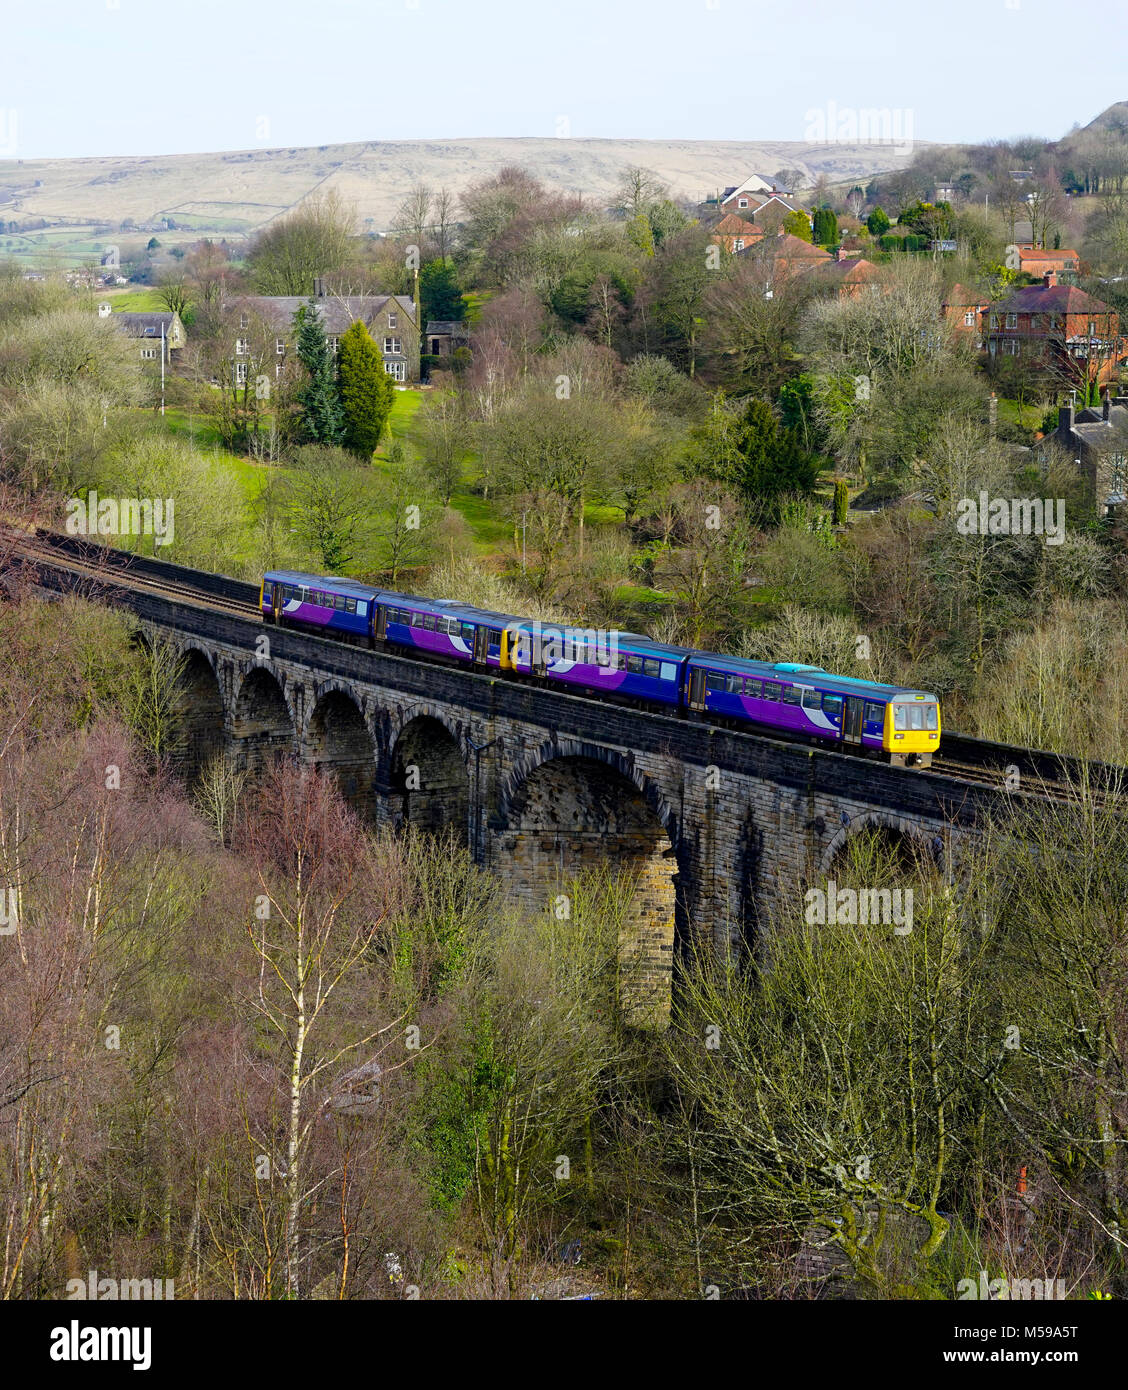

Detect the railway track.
xmin=5 ymin=528 xmax=1122 ymax=807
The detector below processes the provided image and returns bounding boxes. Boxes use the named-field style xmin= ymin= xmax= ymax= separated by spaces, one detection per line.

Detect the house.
xmin=806 ymin=251 xmax=882 ymax=298
xmin=99 ymin=304 xmax=186 ymax=361
xmin=722 ymin=190 xmax=802 ymax=229
xmin=985 ymin=271 xmax=1126 ymax=386
xmin=710 ymin=213 xmax=763 ymax=255
xmin=738 ymin=230 xmax=832 ymax=281
xmin=425 ymin=320 xmax=470 ymax=358
xmin=942 ymin=283 xmax=990 ymax=346
xmin=721 ymin=173 xmax=795 ymax=208
xmin=1046 ymin=396 xmax=1128 ymax=511
xmin=228 ymin=286 xmax=419 ymax=383
xmin=1016 ymin=245 xmax=1081 ymax=283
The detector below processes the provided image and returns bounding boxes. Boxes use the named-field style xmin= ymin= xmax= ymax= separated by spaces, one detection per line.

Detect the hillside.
xmin=0 ymin=135 xmax=918 ymax=240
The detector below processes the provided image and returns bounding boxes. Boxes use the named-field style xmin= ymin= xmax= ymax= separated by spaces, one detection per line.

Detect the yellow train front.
xmin=883 ymin=691 xmax=941 ymax=768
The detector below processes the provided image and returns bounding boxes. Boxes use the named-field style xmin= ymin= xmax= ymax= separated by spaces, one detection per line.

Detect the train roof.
xmin=265 ymin=570 xmax=382 ymax=597
xmin=688 ymin=650 xmax=936 ymax=700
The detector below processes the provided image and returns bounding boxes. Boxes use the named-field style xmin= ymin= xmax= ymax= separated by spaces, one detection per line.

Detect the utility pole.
xmin=160 ymin=319 xmax=166 ymax=416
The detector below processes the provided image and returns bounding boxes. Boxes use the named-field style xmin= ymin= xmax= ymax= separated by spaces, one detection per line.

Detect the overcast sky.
xmin=2 ymin=0 xmax=1124 ymax=160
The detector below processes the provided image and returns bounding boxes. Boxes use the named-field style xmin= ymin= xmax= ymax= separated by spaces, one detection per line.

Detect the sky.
xmin=1 ymin=0 xmax=1125 ymax=160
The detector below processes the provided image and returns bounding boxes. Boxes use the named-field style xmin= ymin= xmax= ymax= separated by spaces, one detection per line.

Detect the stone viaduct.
xmin=29 ymin=547 xmax=1004 ymax=1025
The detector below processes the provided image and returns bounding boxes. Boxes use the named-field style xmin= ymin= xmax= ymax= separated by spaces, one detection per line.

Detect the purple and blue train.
xmin=261 ymin=569 xmax=942 ymax=767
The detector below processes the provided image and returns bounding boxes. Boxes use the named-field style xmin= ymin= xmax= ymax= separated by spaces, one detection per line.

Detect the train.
xmin=260 ymin=569 xmax=941 ymax=768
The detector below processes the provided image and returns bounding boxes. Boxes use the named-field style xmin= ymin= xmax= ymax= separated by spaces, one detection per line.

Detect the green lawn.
xmin=107 ymin=288 xmax=170 ymax=312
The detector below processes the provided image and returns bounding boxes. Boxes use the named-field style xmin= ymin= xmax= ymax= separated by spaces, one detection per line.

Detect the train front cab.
xmin=883 ymin=693 xmax=941 ymax=768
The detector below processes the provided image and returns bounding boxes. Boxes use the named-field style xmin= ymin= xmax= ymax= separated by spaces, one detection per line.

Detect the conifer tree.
xmin=293 ymin=301 xmax=345 ymax=446
xmin=337 ymin=319 xmax=396 ymax=459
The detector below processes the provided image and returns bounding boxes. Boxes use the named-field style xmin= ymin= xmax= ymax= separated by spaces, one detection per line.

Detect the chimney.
xmin=1043 ymin=270 xmax=1057 ymax=288
xmin=1060 ymin=402 xmax=1074 ymax=434
xmin=313 ymin=276 xmax=324 ymax=297
xmin=1103 ymin=388 xmax=1112 ymax=424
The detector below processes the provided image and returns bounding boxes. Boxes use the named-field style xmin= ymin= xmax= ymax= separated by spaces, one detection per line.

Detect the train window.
xmin=782 ymin=686 xmax=802 ymax=706
xmin=801 ymin=688 xmax=821 ymax=709
xmin=461 ymin=623 xmax=475 ymax=642
xmin=762 ymin=682 xmax=780 ymax=702
xmin=908 ymin=704 xmax=923 ymax=730
xmin=727 ymin=674 xmax=744 ymax=694
xmin=346 ymin=598 xmax=356 ymax=614
xmin=489 ymin=628 xmax=502 ymax=647
xmin=865 ymin=701 xmax=884 ymax=724
xmin=424 ymin=613 xmax=436 ymax=630
xmin=644 ymin=659 xmax=661 ymax=678
xmin=893 ymin=705 xmax=907 ymax=730
xmin=627 ymin=655 xmax=644 ymax=674
xmin=705 ymin=671 xmax=726 ymax=692
xmin=660 ymin=662 xmax=677 ymax=681
xmin=409 ymin=610 xmax=422 ymax=627
xmin=925 ymin=704 xmax=938 ymax=730
xmin=823 ymin=693 xmax=843 ymax=715
xmin=745 ymin=678 xmax=762 ymax=698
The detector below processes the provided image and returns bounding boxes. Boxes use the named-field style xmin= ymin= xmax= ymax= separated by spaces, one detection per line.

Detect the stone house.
xmin=425 ymin=320 xmax=471 ymax=358
xmin=228 ymin=286 xmax=419 ymax=384
xmin=1045 ymin=395 xmax=1128 ymax=511
xmin=985 ymin=271 xmax=1125 ymax=387
xmin=99 ymin=304 xmax=186 ymax=362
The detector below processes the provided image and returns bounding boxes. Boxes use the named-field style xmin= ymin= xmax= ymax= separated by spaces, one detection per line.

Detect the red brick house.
xmin=710 ymin=213 xmax=763 ymax=255
xmin=806 ymin=252 xmax=882 ymax=298
xmin=1016 ymin=245 xmax=1081 ymax=283
xmin=986 ymin=271 xmax=1126 ymax=388
xmin=942 ymin=283 xmax=990 ymax=346
xmin=740 ymin=231 xmax=831 ymax=279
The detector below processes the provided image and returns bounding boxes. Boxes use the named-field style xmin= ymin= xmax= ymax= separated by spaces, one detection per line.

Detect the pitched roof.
xmin=809 ymin=257 xmax=881 ymax=282
xmin=113 ymin=311 xmax=178 ymax=337
xmin=713 ymin=213 xmax=762 ymax=235
xmin=232 ymin=294 xmax=416 ymax=333
xmin=768 ymin=232 xmax=830 ymax=259
xmin=991 ymin=284 xmax=1113 ymax=315
xmin=943 ymin=282 xmax=988 ymax=307
xmin=426 ymin=320 xmax=470 ymax=335
xmin=1017 ymin=247 xmax=1079 ymax=262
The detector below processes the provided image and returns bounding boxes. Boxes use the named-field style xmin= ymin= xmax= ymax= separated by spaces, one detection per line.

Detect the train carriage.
xmin=261 ymin=570 xmax=941 ymax=768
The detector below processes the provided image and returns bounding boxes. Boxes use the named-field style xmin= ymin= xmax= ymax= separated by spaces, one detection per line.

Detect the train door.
xmin=842 ymin=696 xmax=864 ymax=745
xmin=473 ymin=624 xmax=489 ymax=664
xmin=374 ymin=603 xmax=387 ymax=641
xmin=270 ymin=582 xmax=282 ymax=624
xmin=688 ymin=667 xmax=706 ymax=711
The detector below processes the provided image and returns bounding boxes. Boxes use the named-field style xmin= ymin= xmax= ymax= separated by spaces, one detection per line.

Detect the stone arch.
xmin=818 ymin=810 xmax=944 ymax=879
xmin=302 ymin=683 xmax=377 ymax=820
xmin=231 ymin=666 xmax=297 ymax=775
xmin=390 ymin=714 xmax=469 ymax=846
xmin=495 ymin=741 xmax=682 ymax=1027
xmin=169 ymin=646 xmax=224 ymax=784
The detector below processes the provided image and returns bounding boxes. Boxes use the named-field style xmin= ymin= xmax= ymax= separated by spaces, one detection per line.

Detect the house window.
xmin=1004 ymin=339 xmax=1019 ymax=356
xmin=234 ymin=362 xmax=248 ymax=384
xmin=1005 ymin=313 xmax=1017 ymax=329
xmin=738 ymin=198 xmax=749 ymax=208
xmin=385 ymin=361 xmax=406 ymax=381
xmin=733 ymin=238 xmax=744 ymax=251
xmin=388 ymin=313 xmax=397 ymax=329
xmin=963 ymin=311 xmax=975 ymax=327
xmin=384 ymin=337 xmax=402 ymax=354
xmin=140 ymin=347 xmax=158 ymax=360
xmin=989 ymin=314 xmax=998 ymax=330
xmin=1088 ymin=321 xmax=1096 ymax=335
xmin=275 ymin=339 xmax=285 ymax=355
xmin=235 ymin=338 xmax=249 ymax=355
xmin=239 ymin=313 xmax=248 ymax=329
xmin=1029 ymin=314 xmax=1039 ymax=329
xmin=327 ymin=336 xmax=339 ymax=353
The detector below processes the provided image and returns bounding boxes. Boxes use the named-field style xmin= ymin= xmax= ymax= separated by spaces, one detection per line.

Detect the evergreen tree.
xmin=420 ymin=260 xmax=466 ymax=324
xmin=866 ymin=206 xmax=891 ymax=237
xmin=782 ymin=210 xmax=812 ymax=243
xmin=689 ymin=393 xmax=826 ymax=518
xmin=812 ymin=207 xmax=838 ymax=246
xmin=293 ymin=301 xmax=345 ymax=446
xmin=337 ymin=319 xmax=395 ymax=459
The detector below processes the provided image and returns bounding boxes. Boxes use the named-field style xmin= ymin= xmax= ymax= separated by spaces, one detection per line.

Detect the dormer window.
xmin=388 ymin=313 xmax=397 ymax=329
